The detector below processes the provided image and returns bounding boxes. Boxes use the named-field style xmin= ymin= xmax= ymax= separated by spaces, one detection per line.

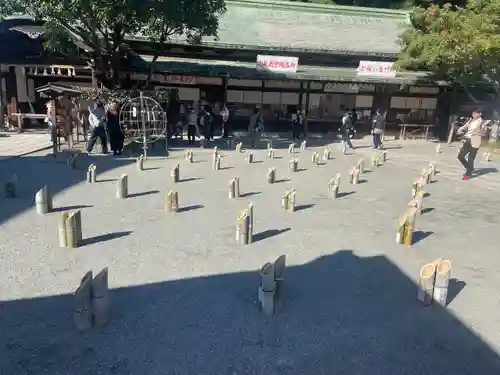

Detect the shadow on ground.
xmin=0 ymin=250 xmax=497 ymax=374
xmin=0 ymin=153 xmax=136 ymax=225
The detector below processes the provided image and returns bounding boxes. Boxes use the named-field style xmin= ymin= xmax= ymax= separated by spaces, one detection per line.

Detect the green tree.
xmin=397 ymin=3 xmax=500 ymax=88
xmin=142 ymin=0 xmax=226 ymax=87
xmin=0 ymin=0 xmax=226 ymax=89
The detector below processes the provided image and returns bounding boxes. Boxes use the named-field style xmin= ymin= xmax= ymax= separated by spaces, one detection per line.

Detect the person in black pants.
xmin=107 ymin=103 xmax=124 ymax=155
xmin=186 ymin=107 xmax=198 ymax=145
xmin=87 ymin=101 xmax=108 ymax=154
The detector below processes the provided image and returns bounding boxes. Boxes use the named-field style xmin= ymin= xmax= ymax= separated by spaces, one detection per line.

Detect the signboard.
xmin=357 ymin=61 xmax=396 ymax=78
xmin=165 ymin=75 xmax=196 ymax=85
xmin=257 ymin=55 xmax=299 ymax=73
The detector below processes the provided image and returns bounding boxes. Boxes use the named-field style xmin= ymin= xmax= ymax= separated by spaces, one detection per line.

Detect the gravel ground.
xmin=1 ymin=137 xmax=500 ymax=375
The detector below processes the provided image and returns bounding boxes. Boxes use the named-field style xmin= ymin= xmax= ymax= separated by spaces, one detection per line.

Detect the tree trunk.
xmin=447 ymin=87 xmax=458 ymax=144
xmin=146 ymin=55 xmax=160 ymax=89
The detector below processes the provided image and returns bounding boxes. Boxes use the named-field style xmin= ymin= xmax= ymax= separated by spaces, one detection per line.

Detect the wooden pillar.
xmin=304 ymin=81 xmax=311 ymax=136
xmin=298 ymin=82 xmax=304 ymax=110
xmin=222 ymin=76 xmax=228 ymax=105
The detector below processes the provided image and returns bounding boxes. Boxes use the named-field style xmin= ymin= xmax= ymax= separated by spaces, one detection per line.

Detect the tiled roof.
xmin=133 ymin=55 xmax=438 ymax=84
xmin=166 ymin=0 xmax=410 ymax=55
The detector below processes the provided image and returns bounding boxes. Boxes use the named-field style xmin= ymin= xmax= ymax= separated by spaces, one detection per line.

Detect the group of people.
xmin=338 ymin=107 xmax=385 ymax=151
xmin=86 ymin=101 xmax=125 ymax=155
xmin=175 ymin=104 xmax=231 ymax=145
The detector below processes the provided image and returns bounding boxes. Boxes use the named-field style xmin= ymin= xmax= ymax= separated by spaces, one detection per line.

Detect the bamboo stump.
xmin=323 ymin=148 xmax=331 ymax=161
xmin=246 ymin=151 xmax=254 ymax=164
xmin=347 ymin=167 xmax=355 ymax=184
xmin=235 ymin=142 xmax=243 ymax=153
xmin=229 ymin=178 xmax=237 ymax=199
xmin=258 ymin=262 xmax=276 ymax=316
xmin=116 ymin=174 xmax=128 ymax=199
xmin=433 ymin=260 xmax=452 ymax=306
xmin=171 ymin=164 xmax=180 ymax=182
xmin=352 ymin=167 xmax=360 ymax=184
xmin=65 ymin=210 xmax=82 ymax=248
xmin=300 ymin=140 xmax=307 ymax=151
xmin=58 ymin=212 xmax=70 ymax=247
xmin=312 ymin=152 xmax=320 ymax=166
xmin=436 ymin=144 xmax=442 ymax=154
xmin=282 ymin=189 xmax=296 ymax=212
xmin=328 ymin=178 xmax=339 ymax=199
xmin=357 ymin=159 xmax=365 ymax=173
xmin=247 ymin=203 xmax=254 ymax=244
xmin=87 ymin=164 xmax=97 ymax=183
xmin=273 ymin=255 xmax=286 ymax=312
xmin=73 ymin=271 xmax=93 ymax=330
xmin=268 ymin=148 xmax=275 ymax=159
xmin=185 ymin=149 xmax=194 ymax=163
xmin=267 ymin=168 xmax=276 ymax=184
xmin=4 ymin=174 xmax=17 ymax=198
xmin=288 ymin=143 xmax=295 ymax=154
xmin=236 ymin=211 xmax=250 ymax=245
xmin=289 ymin=159 xmax=298 ymax=172
xmin=91 ymin=267 xmax=110 ymax=326
xmin=403 ymin=207 xmax=417 ymax=246
xmin=35 ymin=185 xmax=52 ymax=214
xmin=165 ymin=190 xmax=179 ymax=213
xmin=418 ymin=263 xmax=437 ymax=306
xmin=136 ymin=155 xmax=144 ymax=171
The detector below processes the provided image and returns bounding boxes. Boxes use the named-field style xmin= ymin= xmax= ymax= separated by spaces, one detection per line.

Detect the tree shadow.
xmin=240 ymin=191 xmax=261 ymax=198
xmin=179 ymin=177 xmax=203 ymax=183
xmin=52 ymin=204 xmax=93 ymax=213
xmin=80 ymin=231 xmax=132 ymax=246
xmin=421 ymin=207 xmax=435 ymax=215
xmin=178 ymin=204 xmax=204 ymax=213
xmin=338 ymin=191 xmax=355 ymax=198
xmin=295 ymin=204 xmax=315 ymax=211
xmin=412 ymin=230 xmax=434 ymax=244
xmin=0 ymin=251 xmax=499 ymax=374
xmin=447 ymin=278 xmax=466 ymax=304
xmin=129 ymin=190 xmax=159 ymax=198
xmin=252 ymin=228 xmax=291 ymax=243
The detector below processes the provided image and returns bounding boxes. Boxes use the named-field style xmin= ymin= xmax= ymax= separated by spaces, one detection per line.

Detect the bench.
xmin=399 ymin=123 xmax=434 ymax=141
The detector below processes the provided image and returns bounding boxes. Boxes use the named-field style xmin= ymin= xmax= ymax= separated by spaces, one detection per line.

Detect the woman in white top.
xmin=187 ymin=107 xmax=199 ymax=145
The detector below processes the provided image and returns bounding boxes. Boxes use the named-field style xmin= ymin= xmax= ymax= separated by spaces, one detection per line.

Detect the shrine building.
xmin=1 ymin=0 xmax=480 ymax=137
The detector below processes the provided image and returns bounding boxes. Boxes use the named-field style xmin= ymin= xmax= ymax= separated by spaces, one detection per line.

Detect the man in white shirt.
xmin=456 ymin=108 xmax=486 ymax=180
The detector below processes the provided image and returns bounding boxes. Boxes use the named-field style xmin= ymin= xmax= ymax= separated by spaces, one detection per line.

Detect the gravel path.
xmin=1 ymin=138 xmax=500 ymax=375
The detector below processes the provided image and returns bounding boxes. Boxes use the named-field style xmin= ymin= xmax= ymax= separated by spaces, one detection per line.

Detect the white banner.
xmin=357 ymin=61 xmax=396 ymax=78
xmin=257 ymin=55 xmax=299 ymax=73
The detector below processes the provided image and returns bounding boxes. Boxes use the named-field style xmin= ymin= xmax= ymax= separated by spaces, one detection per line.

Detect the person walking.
xmin=456 ymin=108 xmax=486 ymax=180
xmin=340 ymin=109 xmax=355 ymax=150
xmin=201 ymin=106 xmax=214 ymax=142
xmin=291 ymin=111 xmax=299 ymax=140
xmin=187 ymin=107 xmax=198 ymax=145
xmin=106 ymin=102 xmax=124 ymax=155
xmin=248 ymin=107 xmax=264 ymax=148
xmin=372 ymin=109 xmax=385 ymax=149
xmin=221 ymin=105 xmax=230 ymax=138
xmin=87 ymin=101 xmax=108 ymax=154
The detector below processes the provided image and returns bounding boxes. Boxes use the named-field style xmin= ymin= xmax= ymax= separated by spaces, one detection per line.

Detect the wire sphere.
xmin=119 ymin=95 xmax=167 ymax=143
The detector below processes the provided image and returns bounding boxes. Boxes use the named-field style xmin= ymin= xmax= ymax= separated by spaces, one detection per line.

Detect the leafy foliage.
xmin=397 ymin=1 xmax=500 ymax=87
xmin=141 ymin=0 xmax=226 ymax=86
xmin=0 ymin=0 xmax=226 ymax=89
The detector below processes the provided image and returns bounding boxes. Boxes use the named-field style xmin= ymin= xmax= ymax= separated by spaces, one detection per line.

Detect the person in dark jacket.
xmin=371 ymin=109 xmax=385 ymax=149
xmin=107 ymin=103 xmax=124 ymax=155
